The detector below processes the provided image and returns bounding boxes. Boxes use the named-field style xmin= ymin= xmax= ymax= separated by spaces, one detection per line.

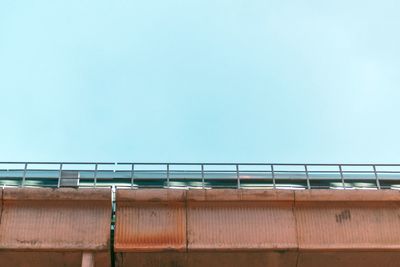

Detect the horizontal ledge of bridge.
xmin=2 ymin=187 xmax=111 ymax=201
xmin=116 ymin=188 xmax=400 ymax=202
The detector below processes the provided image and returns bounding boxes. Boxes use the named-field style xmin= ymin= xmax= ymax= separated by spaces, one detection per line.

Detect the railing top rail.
xmin=1 ymin=162 xmax=400 ymax=166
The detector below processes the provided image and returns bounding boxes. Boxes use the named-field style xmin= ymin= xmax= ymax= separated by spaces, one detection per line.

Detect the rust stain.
xmin=115 ymin=190 xmax=186 ymax=252
xmin=335 ymin=210 xmax=351 ymax=223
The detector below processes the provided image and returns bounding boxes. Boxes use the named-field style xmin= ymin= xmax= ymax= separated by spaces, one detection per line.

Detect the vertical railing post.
xmin=339 ymin=165 xmax=345 ymax=189
xmin=201 ymin=164 xmax=205 ymax=189
xmin=373 ymin=165 xmax=381 ymax=189
xmin=305 ymin=165 xmax=310 ymax=189
xmin=271 ymin=165 xmax=276 ymax=189
xmin=21 ymin=163 xmax=28 ymax=188
xmin=167 ymin=164 xmax=170 ymax=188
xmin=94 ymin=163 xmax=98 ymax=188
xmin=130 ymin=164 xmax=135 ymax=189
xmin=236 ymin=164 xmax=240 ymax=189
xmin=57 ymin=163 xmax=63 ymax=188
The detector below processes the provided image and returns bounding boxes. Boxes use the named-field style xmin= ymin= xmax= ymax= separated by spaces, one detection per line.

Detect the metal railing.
xmin=1 ymin=162 xmax=400 ymax=189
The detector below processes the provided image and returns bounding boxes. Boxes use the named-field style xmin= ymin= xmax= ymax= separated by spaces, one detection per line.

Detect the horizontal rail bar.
xmin=2 ymin=162 xmax=400 ymax=166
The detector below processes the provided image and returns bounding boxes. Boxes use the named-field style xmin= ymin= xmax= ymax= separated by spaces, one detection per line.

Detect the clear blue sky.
xmin=1 ymin=1 xmax=399 ymax=163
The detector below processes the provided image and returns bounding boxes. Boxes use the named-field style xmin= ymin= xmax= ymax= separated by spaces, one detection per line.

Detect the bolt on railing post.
xmin=236 ymin=164 xmax=240 ymax=189
xmin=201 ymin=164 xmax=205 ymax=189
xmin=21 ymin=163 xmax=28 ymax=188
xmin=339 ymin=165 xmax=345 ymax=189
xmin=305 ymin=165 xmax=310 ymax=189
xmin=57 ymin=163 xmax=63 ymax=188
xmin=373 ymin=165 xmax=381 ymax=189
xmin=130 ymin=164 xmax=135 ymax=189
xmin=167 ymin=164 xmax=170 ymax=188
xmin=94 ymin=163 xmax=98 ymax=188
xmin=271 ymin=165 xmax=276 ymax=189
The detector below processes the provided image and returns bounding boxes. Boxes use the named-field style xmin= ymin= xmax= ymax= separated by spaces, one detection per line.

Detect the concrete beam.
xmin=114 ymin=189 xmax=400 ymax=267
xmin=0 ymin=188 xmax=112 ymax=267
xmin=82 ymin=252 xmax=95 ymax=267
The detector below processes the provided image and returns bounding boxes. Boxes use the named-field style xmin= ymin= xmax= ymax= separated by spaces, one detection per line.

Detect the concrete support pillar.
xmin=82 ymin=252 xmax=95 ymax=267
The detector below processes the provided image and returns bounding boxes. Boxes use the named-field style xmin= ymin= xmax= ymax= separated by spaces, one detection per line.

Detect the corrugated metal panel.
xmin=295 ymin=190 xmax=400 ymax=250
xmin=0 ymin=188 xmax=111 ymax=251
xmin=188 ymin=202 xmax=297 ymax=250
xmin=115 ymin=204 xmax=186 ymax=252
xmin=296 ymin=204 xmax=400 ymax=250
xmin=115 ymin=190 xmax=186 ymax=252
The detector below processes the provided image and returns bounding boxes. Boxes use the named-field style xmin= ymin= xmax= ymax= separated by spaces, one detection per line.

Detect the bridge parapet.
xmin=0 ymin=188 xmax=111 ymax=267
xmin=114 ymin=189 xmax=400 ymax=267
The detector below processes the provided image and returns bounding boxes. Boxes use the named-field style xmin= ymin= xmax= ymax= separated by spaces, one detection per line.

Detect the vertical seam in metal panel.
xmin=293 ymin=190 xmax=300 ymax=267
xmin=185 ymin=190 xmax=189 ymax=253
xmin=110 ymin=186 xmax=116 ymax=267
xmin=0 ymin=188 xmax=3 ymax=227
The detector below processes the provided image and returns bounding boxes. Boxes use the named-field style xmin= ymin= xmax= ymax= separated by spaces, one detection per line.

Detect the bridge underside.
xmin=1 ymin=188 xmax=400 ymax=267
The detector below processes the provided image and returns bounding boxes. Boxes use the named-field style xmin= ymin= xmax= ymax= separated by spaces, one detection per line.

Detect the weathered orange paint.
xmin=3 ymin=188 xmax=400 ymax=266
xmin=114 ymin=189 xmax=400 ymax=267
xmin=295 ymin=190 xmax=400 ymax=251
xmin=187 ymin=189 xmax=293 ymax=202
xmin=114 ymin=189 xmax=186 ymax=252
xmin=187 ymin=189 xmax=297 ymax=251
xmin=0 ymin=188 xmax=111 ymax=251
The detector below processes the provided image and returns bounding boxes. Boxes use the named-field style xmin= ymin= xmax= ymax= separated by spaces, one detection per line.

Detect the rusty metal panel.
xmin=115 ymin=189 xmax=186 ymax=252
xmin=0 ymin=188 xmax=111 ymax=251
xmin=187 ymin=190 xmax=297 ymax=251
xmin=295 ymin=190 xmax=400 ymax=250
